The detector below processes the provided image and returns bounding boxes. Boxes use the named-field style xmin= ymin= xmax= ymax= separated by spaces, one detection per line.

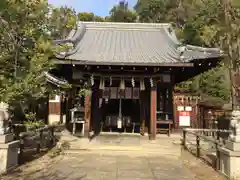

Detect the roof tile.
xmin=55 ymin=22 xmax=223 ymax=66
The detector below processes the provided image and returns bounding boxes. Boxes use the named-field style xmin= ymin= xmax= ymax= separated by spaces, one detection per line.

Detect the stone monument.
xmin=0 ymin=102 xmax=19 ymax=175
xmin=219 ymin=110 xmax=240 ymax=178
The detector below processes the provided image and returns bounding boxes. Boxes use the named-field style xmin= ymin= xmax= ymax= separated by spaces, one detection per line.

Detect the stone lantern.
xmin=0 ymin=103 xmax=9 ymax=135
xmin=0 ymin=102 xmax=19 ymax=175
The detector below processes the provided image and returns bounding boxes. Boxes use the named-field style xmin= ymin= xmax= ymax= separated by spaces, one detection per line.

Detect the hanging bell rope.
xmin=90 ymin=74 xmax=94 ymax=86
xmin=120 ymin=77 xmax=125 ymax=90
xmin=101 ymin=77 xmax=105 ymax=90
xmin=140 ymin=78 xmax=145 ymax=91
xmin=99 ymin=77 xmax=104 ymax=90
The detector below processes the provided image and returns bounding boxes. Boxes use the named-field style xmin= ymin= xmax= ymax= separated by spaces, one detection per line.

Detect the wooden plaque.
xmin=162 ymin=74 xmax=171 ymax=83
xmin=125 ymin=87 xmax=132 ymax=99
xmin=132 ymin=88 xmax=140 ymax=99
xmin=118 ymin=89 xmax=125 ymax=98
xmin=110 ymin=87 xmax=118 ymax=99
xmin=102 ymin=87 xmax=110 ymax=99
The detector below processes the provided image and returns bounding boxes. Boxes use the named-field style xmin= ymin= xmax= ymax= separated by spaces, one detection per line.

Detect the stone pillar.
xmin=219 ymin=110 xmax=240 ymax=178
xmin=150 ymin=87 xmax=157 ymax=140
xmin=0 ymin=102 xmax=19 ymax=174
xmin=48 ymin=95 xmax=61 ymax=125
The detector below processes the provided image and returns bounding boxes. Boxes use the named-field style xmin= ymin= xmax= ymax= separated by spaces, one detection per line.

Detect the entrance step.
xmin=67 ymin=141 xmax=181 ymax=157
xmin=65 ymin=145 xmax=181 ymax=158
xmin=59 ymin=132 xmax=182 ymax=157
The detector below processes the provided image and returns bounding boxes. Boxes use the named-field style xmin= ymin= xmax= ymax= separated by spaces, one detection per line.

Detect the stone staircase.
xmin=58 ymin=131 xmax=182 ymax=157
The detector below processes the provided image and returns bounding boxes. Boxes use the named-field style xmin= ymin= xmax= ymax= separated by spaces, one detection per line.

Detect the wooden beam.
xmin=150 ymin=87 xmax=157 ymax=140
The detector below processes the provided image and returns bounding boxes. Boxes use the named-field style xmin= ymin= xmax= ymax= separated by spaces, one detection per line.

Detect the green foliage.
xmin=48 ymin=6 xmax=77 ymax=39
xmin=0 ymin=0 xmax=56 ymax=111
xmin=78 ymin=12 xmax=105 ymax=22
xmin=109 ymin=0 xmax=137 ymax=22
xmin=135 ymin=0 xmax=179 ymax=23
xmin=78 ymin=83 xmax=92 ymax=97
xmin=134 ymin=0 xmax=233 ymax=101
xmin=24 ymin=112 xmax=44 ymax=130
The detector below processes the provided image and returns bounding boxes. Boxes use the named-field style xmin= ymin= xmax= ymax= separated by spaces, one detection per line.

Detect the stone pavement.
xmin=0 ymin=132 xmax=227 ymax=180
xmin=1 ymin=152 xmax=194 ymax=180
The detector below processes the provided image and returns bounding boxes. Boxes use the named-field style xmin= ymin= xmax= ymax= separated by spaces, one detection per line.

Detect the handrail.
xmin=182 ymin=128 xmax=232 ymax=171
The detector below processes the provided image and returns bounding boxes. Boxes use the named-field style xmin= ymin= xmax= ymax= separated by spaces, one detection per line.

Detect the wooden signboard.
xmin=179 ymin=111 xmax=191 ymax=127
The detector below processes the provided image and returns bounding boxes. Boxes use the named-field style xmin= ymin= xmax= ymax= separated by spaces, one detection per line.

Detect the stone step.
xmin=67 ymin=143 xmax=181 ymax=157
xmin=64 ymin=147 xmax=181 ymax=158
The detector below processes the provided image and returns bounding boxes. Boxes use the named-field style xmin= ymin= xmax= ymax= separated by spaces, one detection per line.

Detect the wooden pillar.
xmin=48 ymin=95 xmax=61 ymax=125
xmin=140 ymin=91 xmax=145 ymax=136
xmin=84 ymin=92 xmax=92 ymax=135
xmin=150 ymin=87 xmax=157 ymax=140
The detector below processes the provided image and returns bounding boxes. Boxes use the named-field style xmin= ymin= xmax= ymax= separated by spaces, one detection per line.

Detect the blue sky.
xmin=48 ymin=0 xmax=137 ymax=16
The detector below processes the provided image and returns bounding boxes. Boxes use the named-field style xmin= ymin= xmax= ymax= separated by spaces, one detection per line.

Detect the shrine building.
xmin=46 ymin=22 xmax=223 ymax=140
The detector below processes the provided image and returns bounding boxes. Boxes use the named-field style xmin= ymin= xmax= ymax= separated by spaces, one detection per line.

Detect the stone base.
xmin=48 ymin=114 xmax=60 ymax=125
xmin=0 ymin=140 xmax=20 ymax=175
xmin=226 ymin=140 xmax=240 ymax=151
xmin=0 ymin=134 xmax=14 ymax=144
xmin=62 ymin=114 xmax=66 ymax=124
xmin=230 ymin=135 xmax=240 ymax=143
xmin=219 ymin=147 xmax=240 ymax=179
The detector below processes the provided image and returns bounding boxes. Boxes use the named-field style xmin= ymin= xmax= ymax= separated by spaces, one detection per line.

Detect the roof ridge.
xmin=78 ymin=21 xmax=171 ymax=29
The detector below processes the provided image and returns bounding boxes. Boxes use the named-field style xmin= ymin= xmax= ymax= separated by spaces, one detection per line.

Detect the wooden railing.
xmin=181 ymin=128 xmax=232 ymax=170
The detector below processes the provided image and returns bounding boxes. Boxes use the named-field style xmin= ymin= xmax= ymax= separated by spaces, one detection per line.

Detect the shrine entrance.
xmin=92 ymin=87 xmax=143 ymax=134
xmin=100 ymin=96 xmax=141 ymax=133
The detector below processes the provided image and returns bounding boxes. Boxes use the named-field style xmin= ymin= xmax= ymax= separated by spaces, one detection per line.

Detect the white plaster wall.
xmin=48 ymin=114 xmax=61 ymax=125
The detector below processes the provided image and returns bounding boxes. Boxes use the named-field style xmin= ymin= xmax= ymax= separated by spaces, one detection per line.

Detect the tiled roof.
xmin=54 ymin=22 xmax=223 ymax=66
xmin=44 ymin=72 xmax=68 ymax=86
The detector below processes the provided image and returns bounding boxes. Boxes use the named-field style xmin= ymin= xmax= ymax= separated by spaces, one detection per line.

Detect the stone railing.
xmin=181 ymin=127 xmax=240 ymax=179
xmin=181 ymin=128 xmax=232 ymax=171
xmin=0 ymin=124 xmax=64 ymax=174
xmin=18 ymin=125 xmax=58 ymax=164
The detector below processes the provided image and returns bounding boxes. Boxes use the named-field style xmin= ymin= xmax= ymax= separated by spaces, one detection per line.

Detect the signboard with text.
xmin=179 ymin=111 xmax=191 ymax=127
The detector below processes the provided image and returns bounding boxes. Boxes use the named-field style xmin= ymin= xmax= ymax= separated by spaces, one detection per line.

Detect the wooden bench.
xmin=156 ymin=120 xmax=173 ymax=136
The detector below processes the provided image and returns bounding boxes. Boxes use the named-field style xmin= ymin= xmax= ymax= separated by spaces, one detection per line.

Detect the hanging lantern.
xmin=90 ymin=74 xmax=94 ymax=86
xmin=131 ymin=77 xmax=135 ymax=87
xmin=140 ymin=78 xmax=145 ymax=91
xmin=120 ymin=78 xmax=125 ymax=90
